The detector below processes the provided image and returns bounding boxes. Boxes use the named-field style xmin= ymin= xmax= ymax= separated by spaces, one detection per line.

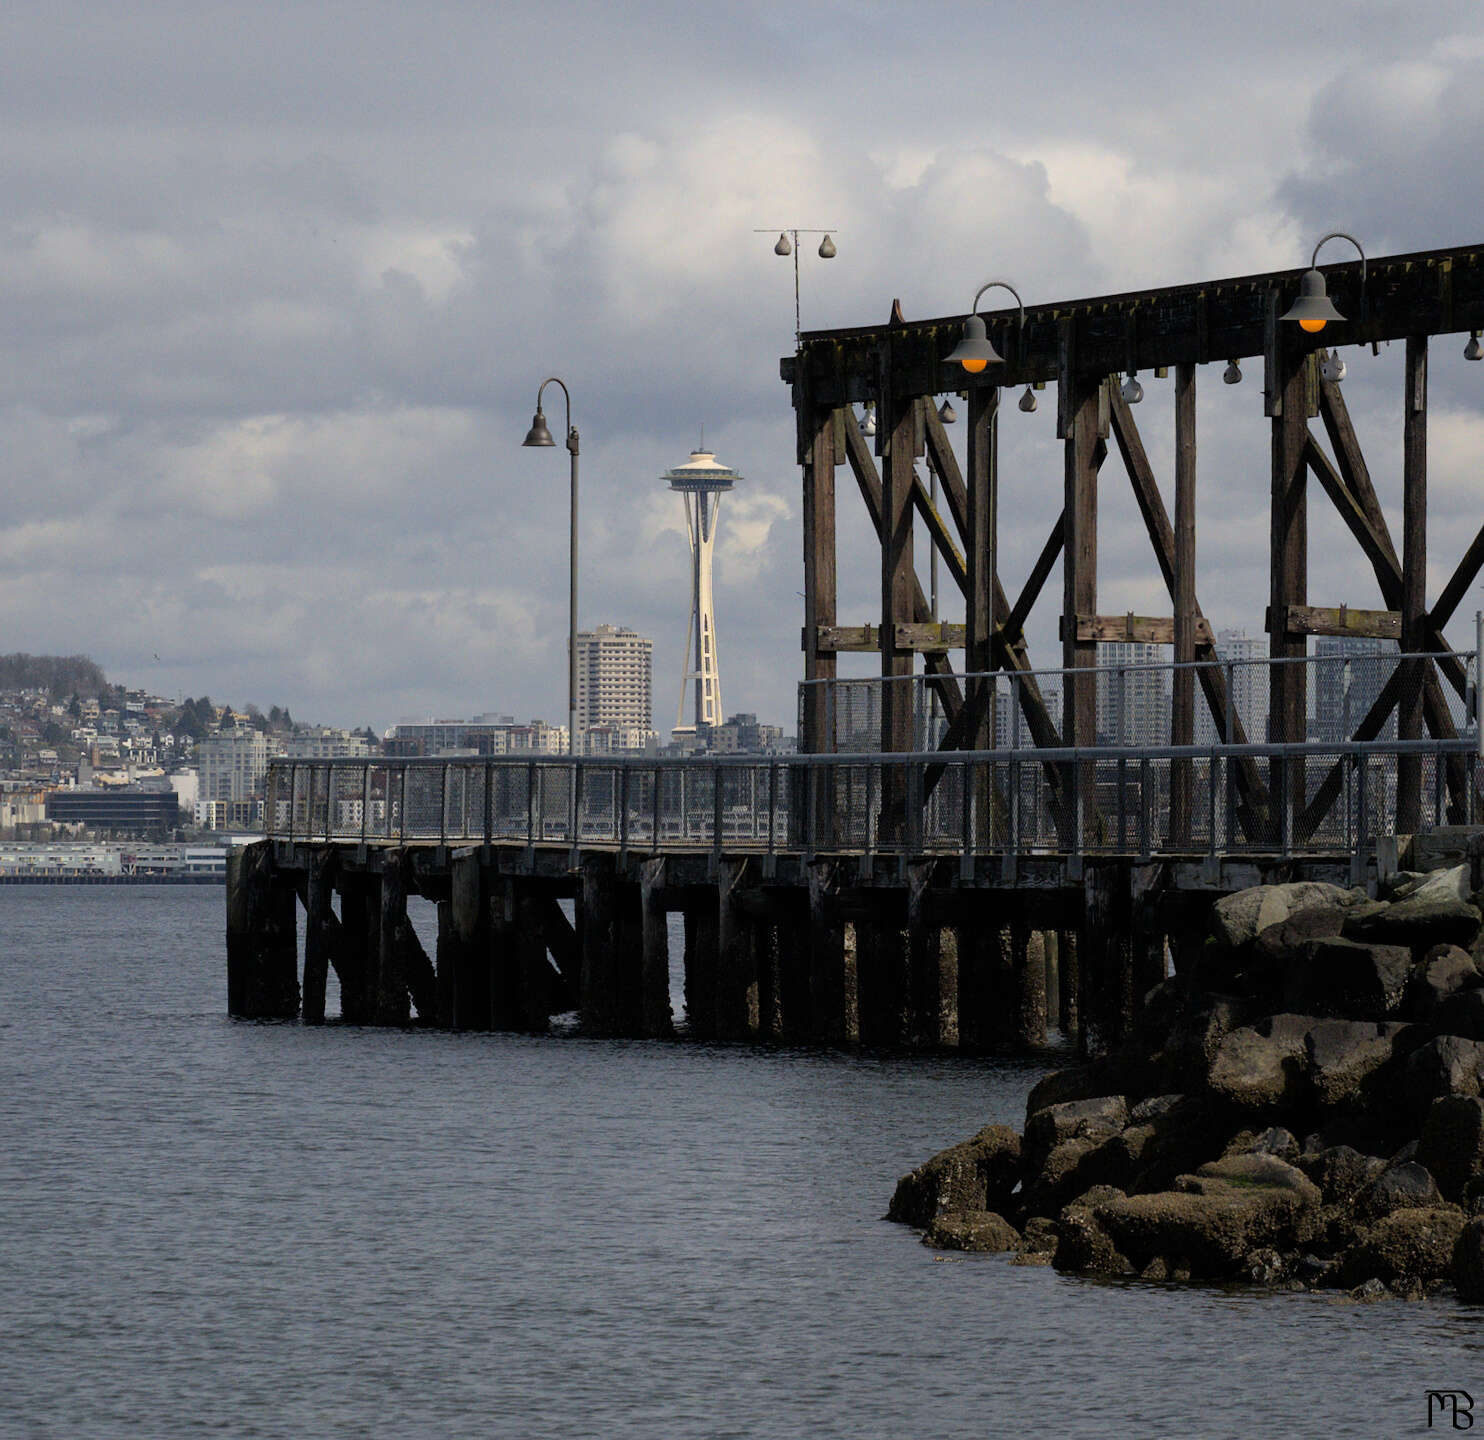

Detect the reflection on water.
xmin=0 ymin=888 xmax=1475 ymax=1439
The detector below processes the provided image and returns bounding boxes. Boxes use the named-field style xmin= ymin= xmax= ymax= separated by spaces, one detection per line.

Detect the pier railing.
xmin=265 ymin=737 xmax=1484 ymax=864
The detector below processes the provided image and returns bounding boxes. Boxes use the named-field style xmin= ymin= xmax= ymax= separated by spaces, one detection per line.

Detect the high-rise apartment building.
xmin=1312 ymin=636 xmax=1397 ymax=742
xmin=576 ymin=625 xmax=653 ymax=739
xmin=1096 ymin=642 xmax=1170 ymax=746
xmin=1195 ymin=629 xmax=1270 ymax=746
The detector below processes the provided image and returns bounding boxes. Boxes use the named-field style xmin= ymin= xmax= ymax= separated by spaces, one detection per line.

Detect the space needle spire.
xmin=664 ymin=444 xmax=740 ymax=734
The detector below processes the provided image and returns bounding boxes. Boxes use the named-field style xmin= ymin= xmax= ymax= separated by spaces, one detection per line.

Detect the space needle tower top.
xmin=664 ymin=446 xmax=740 ymax=734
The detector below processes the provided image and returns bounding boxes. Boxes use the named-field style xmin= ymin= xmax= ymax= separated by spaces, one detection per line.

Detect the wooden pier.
xmin=228 ymin=240 xmax=1484 ymax=1053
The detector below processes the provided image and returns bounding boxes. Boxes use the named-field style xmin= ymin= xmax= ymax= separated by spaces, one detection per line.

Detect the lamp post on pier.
xmin=521 ymin=377 xmax=581 ymax=759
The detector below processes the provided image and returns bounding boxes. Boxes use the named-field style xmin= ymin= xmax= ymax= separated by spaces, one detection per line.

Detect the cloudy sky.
xmin=3 ymin=1 xmax=1483 ymax=733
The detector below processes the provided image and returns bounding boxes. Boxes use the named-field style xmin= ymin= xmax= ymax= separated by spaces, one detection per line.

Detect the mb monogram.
xmin=1429 ymin=1391 xmax=1475 ymax=1429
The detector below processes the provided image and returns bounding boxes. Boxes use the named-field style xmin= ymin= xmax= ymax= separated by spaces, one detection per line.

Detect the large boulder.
xmin=1433 ymin=988 xmax=1484 ymax=1042
xmin=1212 ymin=882 xmax=1352 ymax=950
xmin=1357 ymin=1161 xmax=1443 ymax=1220
xmin=1404 ymin=945 xmax=1480 ymax=1020
xmin=1305 ymin=1019 xmax=1406 ymax=1108
xmin=1296 ymin=1144 xmax=1388 ymax=1206
xmin=1417 ymin=1096 xmax=1484 ymax=1201
xmin=921 ymin=1210 xmax=1020 ymax=1253
xmin=888 ymin=1124 xmax=1022 ymax=1226
xmin=1284 ymin=938 xmax=1412 ymax=1018
xmin=1451 ymin=1215 xmax=1484 ymax=1300
xmin=1334 ymin=1206 xmax=1465 ymax=1288
xmin=1206 ymin=1014 xmax=1312 ymax=1112
xmin=1085 ymin=1155 xmax=1322 ymax=1280
xmin=1023 ymin=1096 xmax=1128 ymax=1167
xmin=1051 ymin=1205 xmax=1133 ymax=1277
xmin=1350 ymin=866 xmax=1482 ymax=951
xmin=1399 ymin=1036 xmax=1484 ymax=1120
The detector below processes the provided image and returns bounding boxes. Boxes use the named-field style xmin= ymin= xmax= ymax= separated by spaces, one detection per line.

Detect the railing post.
xmin=768 ymin=762 xmax=778 ymax=857
xmin=440 ymin=764 xmax=449 ymax=844
xmin=1117 ymin=755 xmax=1127 ymax=850
xmin=1280 ymin=748 xmax=1292 ymax=859
xmin=361 ymin=762 xmax=370 ymax=843
xmin=619 ymin=763 xmax=630 ymax=862
xmin=398 ymin=765 xmax=407 ymax=842
xmin=1139 ymin=756 xmax=1151 ymax=859
xmin=652 ymin=764 xmax=662 ymax=851
xmin=1208 ymin=750 xmax=1219 ymax=860
xmin=290 ymin=762 xmax=299 ymax=841
xmin=712 ymin=762 xmax=723 ymax=864
xmin=1356 ymin=751 xmax=1370 ymax=883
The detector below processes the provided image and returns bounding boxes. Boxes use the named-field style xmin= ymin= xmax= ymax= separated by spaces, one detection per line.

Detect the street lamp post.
xmin=522 ymin=377 xmax=581 ymax=760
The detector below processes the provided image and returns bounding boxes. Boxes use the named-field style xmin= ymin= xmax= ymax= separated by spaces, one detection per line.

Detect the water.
xmin=2 ymin=888 xmax=1481 ymax=1438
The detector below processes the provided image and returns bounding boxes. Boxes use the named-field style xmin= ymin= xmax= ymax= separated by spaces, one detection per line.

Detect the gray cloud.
xmin=1 ymin=2 xmax=1482 ymax=731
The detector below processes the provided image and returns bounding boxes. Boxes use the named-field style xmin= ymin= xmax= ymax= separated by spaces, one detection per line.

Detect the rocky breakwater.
xmin=889 ymin=865 xmax=1484 ymax=1300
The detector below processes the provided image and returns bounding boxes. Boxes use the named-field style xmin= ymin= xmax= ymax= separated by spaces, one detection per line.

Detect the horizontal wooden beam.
xmin=1059 ymin=614 xmax=1215 ymax=646
xmin=784 ymin=242 xmax=1484 ymax=405
xmin=809 ymin=623 xmax=966 ymax=654
xmin=1267 ymin=604 xmax=1401 ymax=641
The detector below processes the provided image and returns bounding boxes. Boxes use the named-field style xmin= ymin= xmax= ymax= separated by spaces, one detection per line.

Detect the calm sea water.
xmin=1 ymin=887 xmax=1481 ymax=1438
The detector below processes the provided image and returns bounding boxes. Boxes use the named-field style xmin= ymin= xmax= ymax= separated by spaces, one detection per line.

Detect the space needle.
xmin=664 ymin=445 xmax=741 ymax=737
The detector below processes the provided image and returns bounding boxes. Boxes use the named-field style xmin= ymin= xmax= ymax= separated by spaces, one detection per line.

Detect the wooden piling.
xmin=807 ymin=861 xmax=849 ymax=1045
xmin=683 ymin=896 xmax=719 ymax=1040
xmin=225 ymin=841 xmax=300 ymax=1020
xmin=715 ymin=858 xmax=759 ymax=1041
xmin=301 ymin=846 xmax=336 ymax=1025
xmin=639 ymin=857 xmax=673 ymax=1039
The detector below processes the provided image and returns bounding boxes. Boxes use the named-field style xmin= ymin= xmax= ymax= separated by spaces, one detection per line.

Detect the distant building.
xmin=197 ymin=730 xmax=271 ymax=807
xmin=576 ymin=625 xmax=654 ymax=744
xmin=46 ymin=788 xmax=180 ymax=834
xmin=1096 ymin=642 xmax=1169 ymax=746
xmin=1195 ymin=629 xmax=1270 ymax=746
xmin=1312 ymin=636 xmax=1398 ymax=742
xmin=383 ymin=716 xmax=569 ymax=758
xmin=282 ymin=727 xmax=373 ymax=760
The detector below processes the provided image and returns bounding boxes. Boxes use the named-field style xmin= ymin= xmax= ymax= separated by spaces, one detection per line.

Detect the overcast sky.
xmin=3 ymin=1 xmax=1483 ymax=733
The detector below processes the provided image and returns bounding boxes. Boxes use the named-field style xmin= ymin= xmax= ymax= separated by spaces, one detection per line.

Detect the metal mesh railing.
xmin=265 ymin=736 xmax=1484 ymax=863
xmin=799 ymin=648 xmax=1472 ymax=754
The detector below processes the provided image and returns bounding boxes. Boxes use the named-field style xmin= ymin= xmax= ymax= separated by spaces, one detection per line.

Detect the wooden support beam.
xmin=910 ymin=469 xmax=968 ymax=596
xmin=1171 ymin=361 xmax=1196 ymax=846
xmin=1107 ymin=389 xmax=1269 ymax=833
xmin=922 ymin=399 xmax=970 ymax=541
xmin=1063 ymin=614 xmax=1216 ymax=646
xmin=1064 ymin=367 xmax=1101 ymax=849
xmin=811 ymin=622 xmax=966 ymax=653
xmin=683 ymin=897 xmax=719 ymax=1041
xmin=841 ymin=408 xmax=966 ymax=727
xmin=1005 ymin=512 xmax=1064 ymax=644
xmin=1270 ymin=604 xmax=1401 ymax=641
xmin=1399 ymin=335 xmax=1429 ymax=832
xmin=1269 ymin=344 xmax=1310 ymax=840
xmin=1430 ymin=520 xmax=1484 ymax=634
xmin=881 ymin=358 xmax=918 ymax=757
xmin=800 ymin=402 xmax=838 ymax=754
xmin=786 ymin=243 xmax=1484 ymax=405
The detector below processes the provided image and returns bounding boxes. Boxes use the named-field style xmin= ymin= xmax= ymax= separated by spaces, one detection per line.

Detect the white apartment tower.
xmin=576 ymin=625 xmax=653 ymax=733
xmin=664 ymin=447 xmax=740 ymax=733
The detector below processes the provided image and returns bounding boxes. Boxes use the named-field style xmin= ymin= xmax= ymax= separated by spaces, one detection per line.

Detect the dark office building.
xmin=47 ymin=789 xmax=180 ymax=834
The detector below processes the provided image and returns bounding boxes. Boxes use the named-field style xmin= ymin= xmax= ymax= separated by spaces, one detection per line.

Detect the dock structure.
xmin=228 ymin=242 xmax=1484 ymax=1052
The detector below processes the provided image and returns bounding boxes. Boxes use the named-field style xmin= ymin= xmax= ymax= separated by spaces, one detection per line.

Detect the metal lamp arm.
xmin=970 ymin=280 xmax=1027 ymax=361
xmin=1311 ymin=232 xmax=1367 ymax=291
xmin=536 ymin=376 xmax=578 ymax=455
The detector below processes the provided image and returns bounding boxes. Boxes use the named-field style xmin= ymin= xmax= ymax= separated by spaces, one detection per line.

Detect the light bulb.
xmin=1223 ymin=359 xmax=1242 ymax=385
xmin=862 ymin=403 xmax=876 ymax=437
xmin=1300 ymin=317 xmax=1327 ymax=334
xmin=1120 ymin=372 xmax=1144 ymax=404
xmin=818 ymin=234 xmax=836 ymax=259
xmin=774 ymin=232 xmax=791 ymax=256
xmin=1018 ymin=386 xmax=1037 ymax=413
xmin=1466 ymin=332 xmax=1483 ymax=362
xmin=1321 ymin=352 xmax=1346 ymax=383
